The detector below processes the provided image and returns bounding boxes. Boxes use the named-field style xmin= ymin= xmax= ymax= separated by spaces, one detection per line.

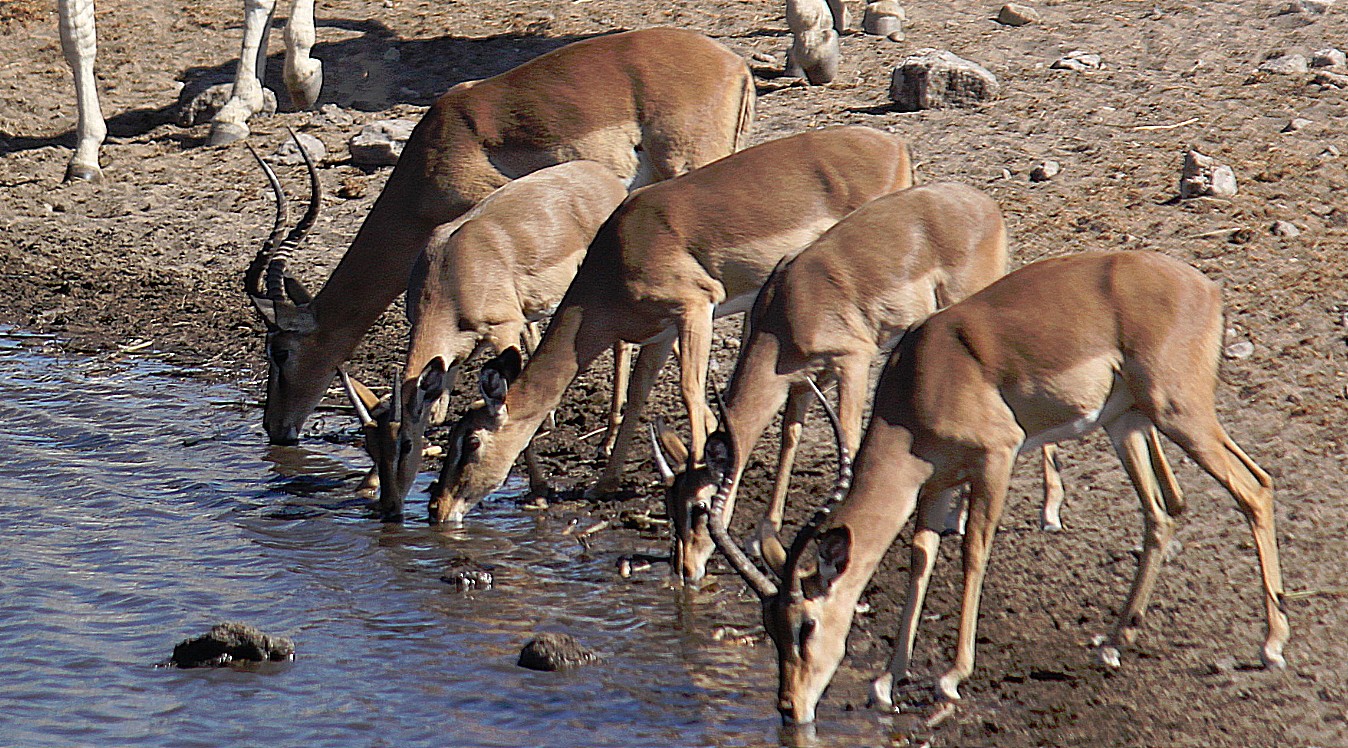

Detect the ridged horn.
xmin=264 ymin=128 xmax=321 ymax=303
xmin=782 ymin=377 xmax=853 ymax=599
xmin=338 ymin=368 xmax=376 ymax=428
xmin=244 ymin=142 xmax=289 ymax=299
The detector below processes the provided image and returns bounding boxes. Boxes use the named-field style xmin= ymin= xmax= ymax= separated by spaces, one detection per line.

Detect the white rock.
xmin=1259 ymin=53 xmax=1310 ymax=74
xmin=890 ymin=49 xmax=1001 ymax=110
xmin=273 ymin=132 xmax=327 ymax=165
xmin=1270 ymin=220 xmax=1302 ymax=237
xmin=1282 ymin=117 xmax=1314 ymax=132
xmin=349 ymin=119 xmax=417 ymax=167
xmin=997 ymin=2 xmax=1041 ymax=25
xmin=311 ymin=103 xmax=354 ymax=128
xmin=1224 ymin=341 xmax=1255 ymax=359
xmin=1030 ymin=161 xmax=1061 ymax=181
xmin=863 ymin=0 xmax=906 ymax=36
xmin=1051 ymin=50 xmax=1102 ymax=72
xmin=1278 ymin=0 xmax=1334 ymax=14
xmin=1311 ymin=47 xmax=1347 ymax=67
xmin=1179 ymin=149 xmax=1238 ymax=198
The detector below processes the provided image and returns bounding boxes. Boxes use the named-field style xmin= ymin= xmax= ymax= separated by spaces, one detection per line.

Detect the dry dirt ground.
xmin=2 ymin=0 xmax=1347 ymax=745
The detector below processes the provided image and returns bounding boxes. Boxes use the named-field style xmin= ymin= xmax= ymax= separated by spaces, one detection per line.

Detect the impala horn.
xmin=244 ymin=142 xmax=289 ymax=300
xmin=649 ymin=420 xmax=676 ymax=485
xmin=263 ymin=128 xmax=321 ymax=304
xmin=707 ymin=428 xmax=780 ymax=599
xmin=338 ymin=368 xmax=377 ymax=429
xmin=781 ymin=377 xmax=853 ymax=600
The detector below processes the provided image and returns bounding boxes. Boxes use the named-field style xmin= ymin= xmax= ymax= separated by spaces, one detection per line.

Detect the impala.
xmin=709 ymin=251 xmax=1287 ymax=726
xmin=650 ymin=182 xmax=1073 ymax=583
xmin=427 ymin=126 xmax=915 ymax=525
xmin=338 ymin=160 xmax=631 ymax=520
xmin=57 ymin=0 xmax=323 ymax=181
xmin=246 ymin=28 xmax=755 ymax=446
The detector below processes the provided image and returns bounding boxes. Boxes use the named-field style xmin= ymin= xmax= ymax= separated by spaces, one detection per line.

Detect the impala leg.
xmin=1158 ymin=412 xmax=1288 ymax=668
xmin=58 ymin=0 xmax=105 ymax=182
xmin=281 ymin=0 xmax=322 ymax=109
xmin=751 ymin=382 xmax=812 ymax=558
xmin=871 ymin=485 xmax=959 ymax=709
xmin=677 ymin=306 xmax=718 ymax=461
xmin=500 ymin=323 xmax=549 ymax=498
xmin=1097 ymin=413 xmax=1176 ymax=668
xmin=588 ymin=337 xmax=675 ymax=497
xmin=938 ymin=449 xmax=1014 ymax=702
xmin=598 ymin=343 xmax=633 ymax=459
xmin=1041 ymin=444 xmax=1066 ymax=532
xmin=521 ymin=322 xmax=555 ymax=432
xmin=825 ymin=0 xmax=849 ymax=31
xmin=209 ymin=0 xmax=279 ymax=145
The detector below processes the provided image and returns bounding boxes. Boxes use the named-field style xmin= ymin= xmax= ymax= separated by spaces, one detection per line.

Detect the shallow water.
xmin=0 ymin=331 xmax=892 ymax=747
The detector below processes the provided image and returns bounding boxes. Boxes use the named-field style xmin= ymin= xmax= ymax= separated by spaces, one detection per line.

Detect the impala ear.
xmin=409 ymin=357 xmax=448 ymax=423
xmin=284 ymin=275 xmax=314 ymax=305
xmin=815 ymin=526 xmax=852 ymax=595
xmin=655 ymin=418 xmax=690 ymax=468
xmin=480 ymin=348 xmax=521 ymax=419
xmin=250 ymin=296 xmax=280 ymax=330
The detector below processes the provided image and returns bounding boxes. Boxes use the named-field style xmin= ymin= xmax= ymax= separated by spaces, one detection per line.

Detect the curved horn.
xmin=244 ymin=142 xmax=290 ymax=299
xmin=338 ymin=368 xmax=376 ymax=428
xmin=649 ymin=422 xmax=675 ymax=484
xmin=264 ymin=128 xmax=322 ymax=302
xmin=391 ymin=369 xmax=404 ymax=424
xmin=782 ymin=377 xmax=854 ymax=598
xmin=709 ymin=490 xmax=779 ymax=599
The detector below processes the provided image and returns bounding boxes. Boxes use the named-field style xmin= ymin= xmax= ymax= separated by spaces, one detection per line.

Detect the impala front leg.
xmin=597 ymin=342 xmax=633 ymax=459
xmin=938 ymin=449 xmax=1014 ymax=702
xmin=678 ymin=306 xmax=718 ymax=461
xmin=588 ymin=337 xmax=674 ymax=497
xmin=209 ymin=0 xmax=279 ymax=144
xmin=58 ymin=0 xmax=104 ymax=182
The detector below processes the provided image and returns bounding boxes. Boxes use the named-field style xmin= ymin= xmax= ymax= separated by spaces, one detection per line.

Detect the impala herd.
xmin=60 ymin=10 xmax=1287 ymax=734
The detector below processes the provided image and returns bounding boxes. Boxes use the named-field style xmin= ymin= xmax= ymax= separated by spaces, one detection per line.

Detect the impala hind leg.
xmin=1040 ymin=444 xmax=1066 ymax=531
xmin=588 ymin=338 xmax=675 ymax=497
xmin=871 ymin=485 xmax=961 ymax=709
xmin=1096 ymin=412 xmax=1178 ymax=668
xmin=938 ymin=449 xmax=1015 ymax=702
xmin=1156 ymin=410 xmax=1288 ymax=668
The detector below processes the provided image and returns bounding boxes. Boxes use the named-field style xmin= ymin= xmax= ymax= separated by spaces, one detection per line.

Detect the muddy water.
xmin=0 ymin=330 xmax=891 ymax=747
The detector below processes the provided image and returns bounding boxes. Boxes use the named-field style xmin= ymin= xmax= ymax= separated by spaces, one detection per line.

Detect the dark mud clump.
xmin=517 ymin=633 xmax=599 ymax=671
xmin=167 ymin=622 xmax=295 ymax=668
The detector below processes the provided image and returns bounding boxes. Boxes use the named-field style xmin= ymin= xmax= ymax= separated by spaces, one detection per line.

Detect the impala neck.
xmin=501 ymin=303 xmax=607 ymax=450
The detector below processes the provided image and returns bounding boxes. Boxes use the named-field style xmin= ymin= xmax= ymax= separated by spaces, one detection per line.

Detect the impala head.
xmin=649 ymin=418 xmax=724 ymax=584
xmin=705 ymin=380 xmax=856 ymax=725
xmin=340 ymin=359 xmax=450 ymax=521
xmin=244 ymin=132 xmax=325 ymax=446
xmin=427 ymin=348 xmax=523 ymax=524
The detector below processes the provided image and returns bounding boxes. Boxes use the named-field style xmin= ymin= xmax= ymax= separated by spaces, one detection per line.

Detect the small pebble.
xmin=1225 ymin=341 xmax=1255 ymax=360
xmin=1282 ymin=117 xmax=1313 ymax=132
xmin=1051 ymin=50 xmax=1102 ymax=71
xmin=1311 ymin=47 xmax=1347 ymax=68
xmin=1030 ymin=160 xmax=1061 ymax=182
xmin=1270 ymin=220 xmax=1302 ymax=238
xmin=1321 ymin=145 xmax=1341 ymax=159
xmin=1258 ymin=53 xmax=1309 ymax=75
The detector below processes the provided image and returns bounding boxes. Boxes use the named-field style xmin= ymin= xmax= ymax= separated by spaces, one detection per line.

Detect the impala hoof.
xmin=935 ymin=674 xmax=963 ymax=702
xmin=868 ymin=674 xmax=895 ymax=710
xmin=1261 ymin=645 xmax=1287 ymax=670
xmin=208 ymin=120 xmax=251 ymax=146
xmin=63 ymin=162 xmax=102 ymax=183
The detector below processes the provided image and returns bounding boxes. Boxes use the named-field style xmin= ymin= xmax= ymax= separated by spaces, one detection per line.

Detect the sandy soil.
xmin=2 ymin=0 xmax=1346 ymax=745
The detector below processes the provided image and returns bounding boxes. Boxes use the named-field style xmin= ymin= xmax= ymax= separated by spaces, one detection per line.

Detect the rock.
xmin=1312 ymin=69 xmax=1348 ymax=87
xmin=168 ymin=622 xmax=294 ymax=668
xmin=1311 ymin=47 xmax=1347 ymax=67
xmin=177 ymin=82 xmax=276 ymax=128
xmin=311 ymin=103 xmax=354 ymax=128
xmin=1270 ymin=220 xmax=1301 ymax=237
xmin=1178 ymin=149 xmax=1238 ymax=198
xmin=273 ymin=132 xmax=326 ymax=165
xmin=1030 ymin=161 xmax=1061 ymax=182
xmin=440 ymin=555 xmax=494 ymax=591
xmin=1278 ymin=0 xmax=1334 ymax=14
xmin=349 ymin=119 xmax=417 ymax=167
xmin=1051 ymin=50 xmax=1102 ymax=71
xmin=1282 ymin=117 xmax=1313 ymax=132
xmin=996 ymin=2 xmax=1041 ymax=25
xmin=862 ymin=0 xmax=906 ymax=36
xmin=1224 ymin=341 xmax=1255 ymax=360
xmin=889 ymin=49 xmax=1001 ymax=111
xmin=1322 ymin=145 xmax=1342 ymax=159
xmin=517 ymin=633 xmax=600 ymax=671
xmin=1258 ymin=53 xmax=1309 ymax=75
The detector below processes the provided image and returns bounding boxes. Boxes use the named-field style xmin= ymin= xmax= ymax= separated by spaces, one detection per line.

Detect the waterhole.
xmin=0 ymin=330 xmax=889 ymax=747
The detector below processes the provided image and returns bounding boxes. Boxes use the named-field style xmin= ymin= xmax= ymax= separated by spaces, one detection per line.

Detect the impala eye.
xmin=799 ymin=618 xmax=817 ymax=644
xmin=271 ymin=348 xmax=289 ymax=365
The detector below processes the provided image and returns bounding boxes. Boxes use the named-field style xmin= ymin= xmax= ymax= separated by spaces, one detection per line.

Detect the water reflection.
xmin=0 ymin=330 xmax=889 ymax=747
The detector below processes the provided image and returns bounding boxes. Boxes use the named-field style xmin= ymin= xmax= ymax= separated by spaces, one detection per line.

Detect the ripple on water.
xmin=0 ymin=335 xmax=889 ymax=747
